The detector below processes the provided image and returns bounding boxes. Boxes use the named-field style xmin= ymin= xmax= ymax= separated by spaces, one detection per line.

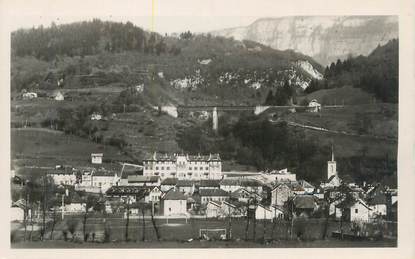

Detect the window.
xmin=161 ymin=167 xmax=164 ymax=170
xmin=205 ymin=167 xmax=209 ymax=170
xmin=355 ymin=208 xmax=358 ymax=213
xmin=156 ymin=167 xmax=159 ymax=170
xmin=167 ymin=167 xmax=170 ymax=170
xmin=200 ymin=167 xmax=203 ymax=170
xmin=194 ymin=167 xmax=197 ymax=170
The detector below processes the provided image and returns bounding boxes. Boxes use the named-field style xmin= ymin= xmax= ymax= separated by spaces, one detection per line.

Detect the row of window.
xmin=202 ymin=197 xmax=227 ymax=202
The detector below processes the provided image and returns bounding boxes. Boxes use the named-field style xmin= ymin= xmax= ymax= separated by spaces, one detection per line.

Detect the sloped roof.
xmin=176 ymin=180 xmax=194 ymax=187
xmin=199 ymin=179 xmax=220 ymax=187
xmin=128 ymin=175 xmax=159 ymax=183
xmin=161 ymin=178 xmax=178 ymax=185
xmin=293 ymin=195 xmax=317 ymax=209
xmin=298 ymin=180 xmax=315 ymax=189
xmin=336 ymin=198 xmax=371 ymax=210
xmin=163 ymin=189 xmax=187 ymax=200
xmin=106 ymin=186 xmax=149 ymax=197
xmin=367 ymin=193 xmax=388 ymax=205
xmin=199 ymin=189 xmax=229 ymax=197
xmin=207 ymin=200 xmax=222 ymax=207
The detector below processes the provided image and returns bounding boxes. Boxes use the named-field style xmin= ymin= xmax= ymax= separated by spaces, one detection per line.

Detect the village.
xmin=10 ymin=148 xmax=398 ymax=246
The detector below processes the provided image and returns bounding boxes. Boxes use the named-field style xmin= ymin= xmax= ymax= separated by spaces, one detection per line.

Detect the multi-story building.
xmin=143 ymin=152 xmax=222 ymax=180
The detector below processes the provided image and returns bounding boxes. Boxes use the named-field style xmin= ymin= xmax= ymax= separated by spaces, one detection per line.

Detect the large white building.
xmin=143 ymin=153 xmax=222 ymax=180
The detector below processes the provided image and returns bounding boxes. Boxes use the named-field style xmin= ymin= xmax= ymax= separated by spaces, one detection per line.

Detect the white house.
xmin=91 ymin=153 xmax=103 ymax=164
xmin=206 ymin=201 xmax=222 ymax=218
xmin=298 ymin=180 xmax=315 ymax=194
xmin=91 ymin=113 xmax=103 ymax=121
xmin=53 ymin=91 xmax=65 ymax=101
xmin=255 ymin=205 xmax=274 ymax=220
xmin=144 ymin=186 xmax=163 ymax=203
xmin=336 ymin=198 xmax=371 ymax=222
xmin=307 ymin=99 xmax=321 ymax=112
xmin=22 ymin=92 xmax=38 ymax=100
xmin=49 ymin=171 xmax=77 ymax=186
xmin=162 ymin=189 xmax=187 ymax=216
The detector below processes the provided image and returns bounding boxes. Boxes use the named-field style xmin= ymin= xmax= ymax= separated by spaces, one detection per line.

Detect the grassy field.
xmin=11 ymin=216 xmax=396 ymax=248
xmin=11 ymin=128 xmax=131 ymax=169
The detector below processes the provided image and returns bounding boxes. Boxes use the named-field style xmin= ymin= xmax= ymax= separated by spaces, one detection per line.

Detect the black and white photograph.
xmin=2 ymin=0 xmax=414 ymax=255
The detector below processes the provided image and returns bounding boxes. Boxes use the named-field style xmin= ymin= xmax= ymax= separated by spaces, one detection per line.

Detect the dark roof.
xmin=106 ymin=186 xmax=149 ymax=197
xmin=127 ymin=175 xmax=159 ymax=183
xmin=293 ymin=195 xmax=317 ymax=209
xmin=220 ymin=178 xmax=262 ymax=187
xmin=336 ymin=198 xmax=370 ymax=210
xmin=176 ymin=180 xmax=194 ymax=187
xmin=163 ymin=189 xmax=187 ymax=200
xmin=367 ymin=193 xmax=388 ymax=205
xmin=161 ymin=178 xmax=178 ymax=185
xmin=199 ymin=189 xmax=229 ymax=197
xmin=199 ymin=179 xmax=220 ymax=187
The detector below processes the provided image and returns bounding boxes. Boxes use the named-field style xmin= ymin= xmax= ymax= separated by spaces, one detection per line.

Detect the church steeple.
xmin=327 ymin=144 xmax=337 ymax=180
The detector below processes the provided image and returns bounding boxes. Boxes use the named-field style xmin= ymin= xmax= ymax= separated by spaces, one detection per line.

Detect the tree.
xmin=80 ymin=193 xmax=100 ymax=242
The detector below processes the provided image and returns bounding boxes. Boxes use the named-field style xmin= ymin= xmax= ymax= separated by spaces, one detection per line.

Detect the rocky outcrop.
xmin=212 ymin=16 xmax=398 ymax=66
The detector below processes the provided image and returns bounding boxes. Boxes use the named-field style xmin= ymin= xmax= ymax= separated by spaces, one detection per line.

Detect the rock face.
xmin=212 ymin=16 xmax=398 ymax=66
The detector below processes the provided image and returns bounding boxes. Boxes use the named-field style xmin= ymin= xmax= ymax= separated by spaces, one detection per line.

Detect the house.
xmin=64 ymin=195 xmax=86 ymax=213
xmin=160 ymin=178 xmax=178 ymax=192
xmin=91 ymin=153 xmax=103 ymax=164
xmin=175 ymin=180 xmax=194 ymax=194
xmin=127 ymin=175 xmax=160 ymax=187
xmin=271 ymin=183 xmax=292 ymax=206
xmin=91 ymin=113 xmax=102 ymax=121
xmin=161 ymin=189 xmax=187 ymax=216
xmin=144 ymin=186 xmax=163 ymax=204
xmin=291 ymin=195 xmax=318 ymax=217
xmin=321 ymin=175 xmax=342 ymax=189
xmin=307 ymin=99 xmax=321 ymax=112
xmin=266 ymin=168 xmax=297 ymax=182
xmin=11 ymin=199 xmax=30 ymax=222
xmin=105 ymin=186 xmax=149 ymax=203
xmin=335 ymin=198 xmax=371 ymax=222
xmin=51 ymin=90 xmax=64 ymax=101
xmin=199 ymin=189 xmax=229 ymax=204
xmin=49 ymin=170 xmax=78 ymax=186
xmin=206 ymin=201 xmax=222 ymax=218
xmin=22 ymin=92 xmax=38 ymax=100
xmin=287 ymin=181 xmax=306 ymax=195
xmin=298 ymin=180 xmax=315 ymax=194
xmin=220 ymin=178 xmax=243 ymax=193
xmin=255 ymin=204 xmax=274 ymax=220
xmin=78 ymin=169 xmax=119 ymax=193
xmin=367 ymin=191 xmax=388 ymax=219
xmin=230 ymin=188 xmax=262 ymax=203
xmin=220 ymin=200 xmax=245 ymax=217
xmin=198 ymin=179 xmax=221 ymax=190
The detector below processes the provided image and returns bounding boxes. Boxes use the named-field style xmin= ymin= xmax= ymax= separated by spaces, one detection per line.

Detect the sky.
xmin=8 ymin=15 xmax=259 ymax=35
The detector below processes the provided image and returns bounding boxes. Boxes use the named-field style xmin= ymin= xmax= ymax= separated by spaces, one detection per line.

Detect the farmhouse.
xmin=292 ymin=195 xmax=318 ymax=217
xmin=160 ymin=178 xmax=178 ymax=192
xmin=206 ymin=201 xmax=222 ymax=218
xmin=298 ymin=180 xmax=315 ymax=194
xmin=336 ymin=198 xmax=371 ymax=222
xmin=49 ymin=170 xmax=78 ymax=186
xmin=143 ymin=152 xmax=222 ymax=180
xmin=307 ymin=99 xmax=321 ymax=112
xmin=162 ymin=189 xmax=187 ymax=216
xmin=271 ymin=183 xmax=292 ymax=206
xmin=91 ymin=153 xmax=103 ymax=164
xmin=230 ymin=188 xmax=262 ymax=203
xmin=176 ymin=180 xmax=195 ymax=194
